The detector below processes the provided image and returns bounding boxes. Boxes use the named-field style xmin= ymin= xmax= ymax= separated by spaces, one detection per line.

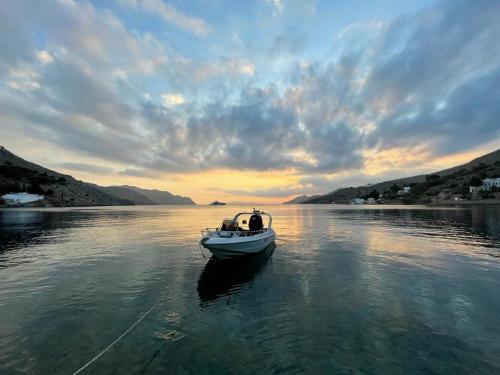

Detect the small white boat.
xmin=200 ymin=209 xmax=276 ymax=259
xmin=209 ymin=200 xmax=226 ymax=206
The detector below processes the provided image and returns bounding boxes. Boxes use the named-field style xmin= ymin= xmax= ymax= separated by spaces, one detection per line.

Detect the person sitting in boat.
xmin=249 ymin=213 xmax=263 ymax=232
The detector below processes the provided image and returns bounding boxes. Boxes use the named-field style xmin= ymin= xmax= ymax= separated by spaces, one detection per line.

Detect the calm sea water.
xmin=1 ymin=205 xmax=500 ymax=374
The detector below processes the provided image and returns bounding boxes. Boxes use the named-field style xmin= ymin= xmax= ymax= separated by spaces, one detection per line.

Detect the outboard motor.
xmin=249 ymin=214 xmax=264 ymax=231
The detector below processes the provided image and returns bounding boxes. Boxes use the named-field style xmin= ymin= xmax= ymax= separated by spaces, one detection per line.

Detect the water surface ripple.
xmin=1 ymin=205 xmax=499 ymax=374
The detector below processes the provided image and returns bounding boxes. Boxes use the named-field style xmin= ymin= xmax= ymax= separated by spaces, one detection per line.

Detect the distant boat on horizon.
xmin=210 ymin=200 xmax=226 ymax=206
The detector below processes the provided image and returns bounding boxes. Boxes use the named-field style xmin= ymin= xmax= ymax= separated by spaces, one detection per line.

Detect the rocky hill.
xmin=0 ymin=146 xmax=195 ymax=207
xmin=303 ymin=148 xmax=500 ymax=204
xmin=283 ymin=195 xmax=319 ymax=204
xmin=0 ymin=147 xmax=131 ymax=207
xmin=95 ymin=186 xmax=157 ymax=205
xmin=99 ymin=185 xmax=195 ymax=205
xmin=120 ymin=185 xmax=195 ymax=205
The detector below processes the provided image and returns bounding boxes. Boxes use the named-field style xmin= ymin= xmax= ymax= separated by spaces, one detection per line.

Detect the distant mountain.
xmin=97 ymin=186 xmax=157 ymax=205
xmin=283 ymin=195 xmax=319 ymax=204
xmin=120 ymin=185 xmax=195 ymax=205
xmin=0 ymin=146 xmax=195 ymax=207
xmin=303 ymin=148 xmax=500 ymax=204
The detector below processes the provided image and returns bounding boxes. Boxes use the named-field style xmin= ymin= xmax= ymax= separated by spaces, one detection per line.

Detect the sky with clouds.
xmin=1 ymin=0 xmax=499 ymax=203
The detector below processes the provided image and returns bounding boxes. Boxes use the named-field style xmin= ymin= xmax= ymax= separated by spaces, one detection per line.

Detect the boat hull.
xmin=201 ymin=230 xmax=276 ymax=260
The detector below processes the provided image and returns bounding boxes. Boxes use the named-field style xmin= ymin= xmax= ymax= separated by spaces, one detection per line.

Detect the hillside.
xmin=304 ymin=148 xmax=500 ymax=204
xmin=121 ymin=185 xmax=195 ymax=205
xmin=0 ymin=146 xmax=195 ymax=207
xmin=283 ymin=195 xmax=319 ymax=204
xmin=0 ymin=147 xmax=131 ymax=206
xmin=96 ymin=186 xmax=157 ymax=205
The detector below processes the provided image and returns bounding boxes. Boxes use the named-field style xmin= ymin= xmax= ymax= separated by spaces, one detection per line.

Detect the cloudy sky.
xmin=1 ymin=0 xmax=499 ymax=203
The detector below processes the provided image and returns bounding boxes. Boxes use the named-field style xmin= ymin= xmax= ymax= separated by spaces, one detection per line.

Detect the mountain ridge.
xmin=302 ymin=148 xmax=500 ymax=204
xmin=283 ymin=195 xmax=320 ymax=204
xmin=113 ymin=185 xmax=195 ymax=205
xmin=0 ymin=146 xmax=195 ymax=206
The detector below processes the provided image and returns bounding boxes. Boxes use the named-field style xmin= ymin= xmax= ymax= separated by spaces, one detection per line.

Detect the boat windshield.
xmin=218 ymin=214 xmax=270 ymax=231
xmin=201 ymin=210 xmax=272 ymax=239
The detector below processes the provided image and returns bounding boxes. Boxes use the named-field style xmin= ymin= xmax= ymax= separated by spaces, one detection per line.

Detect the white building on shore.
xmin=351 ymin=198 xmax=365 ymax=205
xmin=397 ymin=186 xmax=411 ymax=195
xmin=469 ymin=177 xmax=500 ymax=193
xmin=482 ymin=178 xmax=500 ymax=190
xmin=1 ymin=192 xmax=44 ymax=205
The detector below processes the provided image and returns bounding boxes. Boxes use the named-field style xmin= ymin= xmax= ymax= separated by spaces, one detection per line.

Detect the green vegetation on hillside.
xmin=0 ymin=163 xmax=66 ymax=196
xmin=304 ymin=150 xmax=500 ymax=204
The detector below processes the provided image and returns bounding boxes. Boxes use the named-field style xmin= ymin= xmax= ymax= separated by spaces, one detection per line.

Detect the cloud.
xmin=227 ymin=185 xmax=316 ymax=198
xmin=363 ymin=3 xmax=500 ymax=149
xmin=123 ymin=0 xmax=211 ymax=36
xmin=161 ymin=93 xmax=185 ymax=107
xmin=36 ymin=50 xmax=53 ymax=64
xmin=269 ymin=29 xmax=307 ymax=57
xmin=191 ymin=58 xmax=256 ymax=81
xmin=117 ymin=167 xmax=157 ymax=178
xmin=57 ymin=162 xmax=115 ymax=175
xmin=1 ymin=0 xmax=500 ymax=198
xmin=265 ymin=0 xmax=284 ymax=15
xmin=0 ymin=0 xmax=169 ymax=78
xmin=6 ymin=66 xmax=40 ymax=91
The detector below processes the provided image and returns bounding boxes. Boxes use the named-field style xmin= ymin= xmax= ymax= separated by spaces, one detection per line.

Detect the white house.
xmin=351 ymin=198 xmax=365 ymax=205
xmin=397 ymin=186 xmax=411 ymax=195
xmin=482 ymin=178 xmax=500 ymax=191
xmin=1 ymin=192 xmax=44 ymax=205
xmin=470 ymin=178 xmax=500 ymax=192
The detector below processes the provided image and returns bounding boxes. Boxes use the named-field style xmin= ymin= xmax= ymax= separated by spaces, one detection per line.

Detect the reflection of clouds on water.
xmin=0 ymin=210 xmax=82 ymax=267
xmin=0 ymin=210 xmax=44 ymax=226
xmin=319 ymin=206 xmax=500 ymax=368
xmin=331 ymin=207 xmax=500 ymax=251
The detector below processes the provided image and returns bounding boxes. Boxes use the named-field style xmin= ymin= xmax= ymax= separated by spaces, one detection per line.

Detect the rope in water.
xmin=72 ymin=301 xmax=160 ymax=375
xmin=72 ymin=244 xmax=202 ymax=374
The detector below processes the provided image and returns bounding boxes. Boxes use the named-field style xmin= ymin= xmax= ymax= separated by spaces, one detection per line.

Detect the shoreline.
xmin=427 ymin=199 xmax=500 ymax=206
xmin=328 ymin=200 xmax=500 ymax=206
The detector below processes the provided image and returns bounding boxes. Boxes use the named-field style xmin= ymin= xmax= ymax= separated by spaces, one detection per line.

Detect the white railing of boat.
xmin=201 ymin=228 xmax=268 ymax=239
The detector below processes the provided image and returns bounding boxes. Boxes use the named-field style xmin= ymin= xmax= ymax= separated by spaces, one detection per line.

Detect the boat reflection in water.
xmin=197 ymin=242 xmax=275 ymax=303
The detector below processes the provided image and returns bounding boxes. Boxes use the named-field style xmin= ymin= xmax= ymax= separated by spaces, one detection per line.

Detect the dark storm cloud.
xmin=0 ymin=89 xmax=148 ymax=167
xmin=185 ymin=88 xmax=304 ymax=170
xmin=1 ymin=0 xmax=499 ymax=190
xmin=36 ymin=59 xmax=136 ymax=132
xmin=363 ymin=0 xmax=500 ymax=153
xmin=0 ymin=2 xmax=33 ymax=75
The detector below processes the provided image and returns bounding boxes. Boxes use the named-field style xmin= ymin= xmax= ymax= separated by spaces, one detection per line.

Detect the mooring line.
xmin=72 ymin=246 xmax=204 ymax=374
xmin=72 ymin=301 xmax=160 ymax=375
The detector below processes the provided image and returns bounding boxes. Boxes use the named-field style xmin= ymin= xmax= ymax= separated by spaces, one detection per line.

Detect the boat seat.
xmin=221 ymin=219 xmax=233 ymax=231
